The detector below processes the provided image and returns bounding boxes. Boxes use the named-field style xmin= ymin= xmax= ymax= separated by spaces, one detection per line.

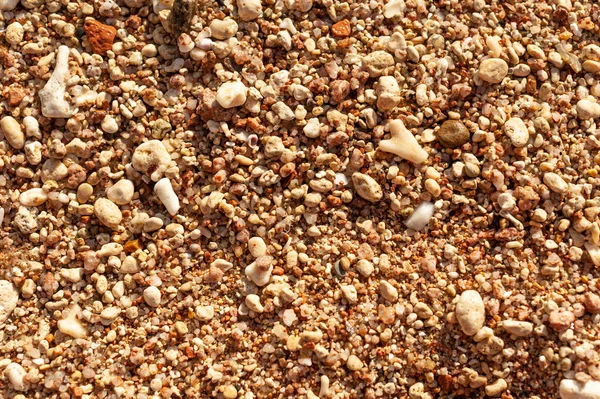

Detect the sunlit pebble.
xmin=198 ymin=38 xmax=212 ymax=50
xmin=335 ymin=173 xmax=348 ymax=186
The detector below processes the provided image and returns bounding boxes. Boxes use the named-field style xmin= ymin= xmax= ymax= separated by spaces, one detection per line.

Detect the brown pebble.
xmin=437 ymin=120 xmax=470 ymax=148
xmin=331 ymin=19 xmax=351 ymax=38
xmin=84 ymin=18 xmax=117 ymax=55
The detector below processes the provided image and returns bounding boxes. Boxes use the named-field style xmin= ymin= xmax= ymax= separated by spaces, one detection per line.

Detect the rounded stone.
xmin=455 ymin=290 xmax=485 ymax=336
xmin=478 ymin=58 xmax=508 ymax=84
xmin=94 ymin=198 xmax=122 ymax=229
xmin=0 ymin=280 xmax=19 ymax=323
xmin=107 ymin=179 xmax=135 ymax=205
xmin=437 ymin=120 xmax=470 ymax=148
xmin=143 ymin=286 xmax=161 ymax=307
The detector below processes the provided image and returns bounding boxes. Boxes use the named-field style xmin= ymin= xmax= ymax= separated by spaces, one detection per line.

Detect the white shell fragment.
xmin=378 ymin=120 xmax=428 ymax=164
xmin=39 ymin=46 xmax=76 ymax=118
xmin=405 ymin=202 xmax=434 ymax=231
xmin=154 ymin=178 xmax=180 ymax=215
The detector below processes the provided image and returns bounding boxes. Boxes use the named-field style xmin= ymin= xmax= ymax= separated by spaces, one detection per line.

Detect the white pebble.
xmin=237 ymin=0 xmax=262 ymax=21
xmin=94 ymin=198 xmax=123 ymax=229
xmin=245 ymin=294 xmax=264 ymax=313
xmin=132 ymin=140 xmax=172 ymax=181
xmin=216 ymin=81 xmax=248 ymax=108
xmin=107 ymin=179 xmax=135 ymax=205
xmin=405 ymin=202 xmax=435 ymax=231
xmin=559 ymin=379 xmax=600 ymax=399
xmin=383 ymin=0 xmax=406 ymax=18
xmin=248 ymin=237 xmax=267 ymax=257
xmin=57 ymin=306 xmax=86 ymax=338
xmin=154 ymin=178 xmax=180 ymax=216
xmin=543 ymin=172 xmax=569 ymax=194
xmin=209 ymin=18 xmax=238 ymax=40
xmin=455 ymin=290 xmax=486 ymax=336
xmin=352 ymin=172 xmax=382 ymax=203
xmin=5 ymin=363 xmax=27 ymax=391
xmin=503 ymin=117 xmax=529 ymax=147
xmin=5 ymin=22 xmax=24 ymax=45
xmin=0 ymin=0 xmax=19 ymax=11
xmin=576 ymin=99 xmax=600 ymax=120
xmin=101 ymin=115 xmax=119 ymax=134
xmin=144 ymin=286 xmax=161 ymax=307
xmin=303 ymin=118 xmax=321 ymax=138
xmin=19 ymin=188 xmax=48 ymax=207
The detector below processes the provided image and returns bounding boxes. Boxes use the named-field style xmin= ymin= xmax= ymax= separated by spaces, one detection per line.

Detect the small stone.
xmin=340 ymin=284 xmax=358 ymax=304
xmin=0 ymin=280 xmax=19 ymax=323
xmin=478 ymin=58 xmax=508 ymax=83
xmin=437 ymin=120 xmax=470 ymax=148
xmin=5 ymin=363 xmax=27 ymax=391
xmin=245 ymin=255 xmax=273 ymax=286
xmin=559 ymin=379 xmax=600 ymax=399
xmin=20 ymin=188 xmax=48 ymax=207
xmin=223 ymin=384 xmax=238 ymax=399
xmin=60 ymin=268 xmax=84 ymax=283
xmin=94 ymin=198 xmax=123 ymax=229
xmin=196 ymin=89 xmax=236 ymax=122
xmin=77 ymin=183 xmax=94 ymax=203
xmin=502 ymin=320 xmax=533 ymax=337
xmin=304 ymin=118 xmax=321 ymax=138
xmin=272 ymin=102 xmax=295 ymax=121
xmin=331 ymin=19 xmax=351 ymax=38
xmin=132 ymin=140 xmax=172 ymax=181
xmin=379 ymin=280 xmax=398 ymax=302
xmin=405 ymin=202 xmax=435 ymax=231
xmin=0 ymin=0 xmax=19 ymax=10
xmin=84 ymin=18 xmax=117 ymax=55
xmin=549 ymin=309 xmax=575 ymax=331
xmin=576 ymin=99 xmax=600 ymax=120
xmin=352 ymin=173 xmax=382 ymax=202
xmin=0 ymin=116 xmax=25 ymax=149
xmin=355 ymin=259 xmax=374 ymax=277
xmin=101 ymin=115 xmax=119 ymax=133
xmin=362 ymin=51 xmax=395 ymax=77
xmin=503 ymin=117 xmax=529 ymax=147
xmin=154 ymin=178 xmax=180 ymax=215
xmin=107 ymin=180 xmax=135 ymax=205
xmin=376 ymin=76 xmax=402 ymax=111
xmin=383 ymin=0 xmax=405 ymax=18
xmin=237 ymin=0 xmax=261 ymax=21
xmin=41 ymin=159 xmax=68 ymax=182
xmin=210 ymin=18 xmax=238 ymax=40
xmin=543 ymin=172 xmax=569 ymax=194
xmin=5 ymin=21 xmax=24 ymax=45
xmin=216 ymin=82 xmax=248 ymax=108
xmin=100 ymin=307 xmax=121 ymax=324
xmin=346 ymin=354 xmax=363 ymax=371
xmin=195 ymin=305 xmax=214 ymax=321
xmin=248 ymin=237 xmax=267 ymax=257
xmin=245 ymin=294 xmax=264 ymax=313
xmin=57 ymin=306 xmax=86 ymax=338
xmin=583 ymin=292 xmax=600 ymax=314
xmin=143 ymin=286 xmax=161 ymax=307
xmin=455 ymin=290 xmax=485 ymax=336
xmin=485 ymin=378 xmax=507 ymax=397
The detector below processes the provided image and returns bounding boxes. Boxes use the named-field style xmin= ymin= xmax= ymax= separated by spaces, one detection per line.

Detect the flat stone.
xmin=437 ymin=120 xmax=470 ymax=148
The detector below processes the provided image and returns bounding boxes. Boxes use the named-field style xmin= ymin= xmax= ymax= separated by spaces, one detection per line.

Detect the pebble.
xmin=101 ymin=115 xmax=119 ymax=134
xmin=94 ymin=198 xmax=123 ymax=229
xmin=154 ymin=178 xmax=180 ymax=215
xmin=5 ymin=363 xmax=27 ymax=391
xmin=362 ymin=51 xmax=395 ymax=77
xmin=57 ymin=306 xmax=86 ymax=338
xmin=331 ymin=19 xmax=351 ymax=38
xmin=0 ymin=0 xmax=18 ymax=10
xmin=0 ymin=280 xmax=19 ymax=323
xmin=195 ymin=305 xmax=215 ymax=321
xmin=455 ymin=290 xmax=486 ymax=336
xmin=583 ymin=292 xmax=600 ymax=314
xmin=543 ymin=172 xmax=569 ymax=194
xmin=245 ymin=294 xmax=264 ymax=313
xmin=303 ymin=118 xmax=321 ymax=138
xmin=83 ymin=18 xmax=117 ymax=55
xmin=100 ymin=307 xmax=121 ymax=324
xmin=559 ymin=379 xmax=600 ymax=399
xmin=132 ymin=140 xmax=172 ymax=181
xmin=383 ymin=0 xmax=406 ymax=18
xmin=549 ymin=309 xmax=575 ymax=331
xmin=352 ymin=173 xmax=382 ymax=203
xmin=340 ymin=284 xmax=358 ymax=304
xmin=5 ymin=21 xmax=24 ymax=45
xmin=216 ymin=82 xmax=248 ymax=108
xmin=485 ymin=378 xmax=507 ymax=397
xmin=576 ymin=99 xmax=600 ymax=120
xmin=237 ymin=0 xmax=262 ymax=21
xmin=245 ymin=255 xmax=273 ymax=286
xmin=77 ymin=183 xmax=94 ymax=203
xmin=437 ymin=120 xmax=470 ymax=148
xmin=0 ymin=116 xmax=25 ymax=149
xmin=346 ymin=354 xmax=363 ymax=371
xmin=376 ymin=76 xmax=402 ymax=111
xmin=478 ymin=58 xmax=508 ymax=83
xmin=223 ymin=385 xmax=238 ymax=399
xmin=20 ymin=188 xmax=48 ymax=207
xmin=210 ymin=18 xmax=238 ymax=40
xmin=248 ymin=237 xmax=267 ymax=257
xmin=502 ymin=320 xmax=533 ymax=337
xmin=379 ymin=119 xmax=428 ymax=163
xmin=143 ymin=286 xmax=161 ymax=307
xmin=379 ymin=280 xmax=398 ymax=302
xmin=144 ymin=217 xmax=164 ymax=233
xmin=503 ymin=117 xmax=529 ymax=147
xmin=405 ymin=202 xmax=435 ymax=231
xmin=107 ymin=180 xmax=135 ymax=205
xmin=41 ymin=159 xmax=68 ymax=182
xmin=39 ymin=45 xmax=75 ymax=118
